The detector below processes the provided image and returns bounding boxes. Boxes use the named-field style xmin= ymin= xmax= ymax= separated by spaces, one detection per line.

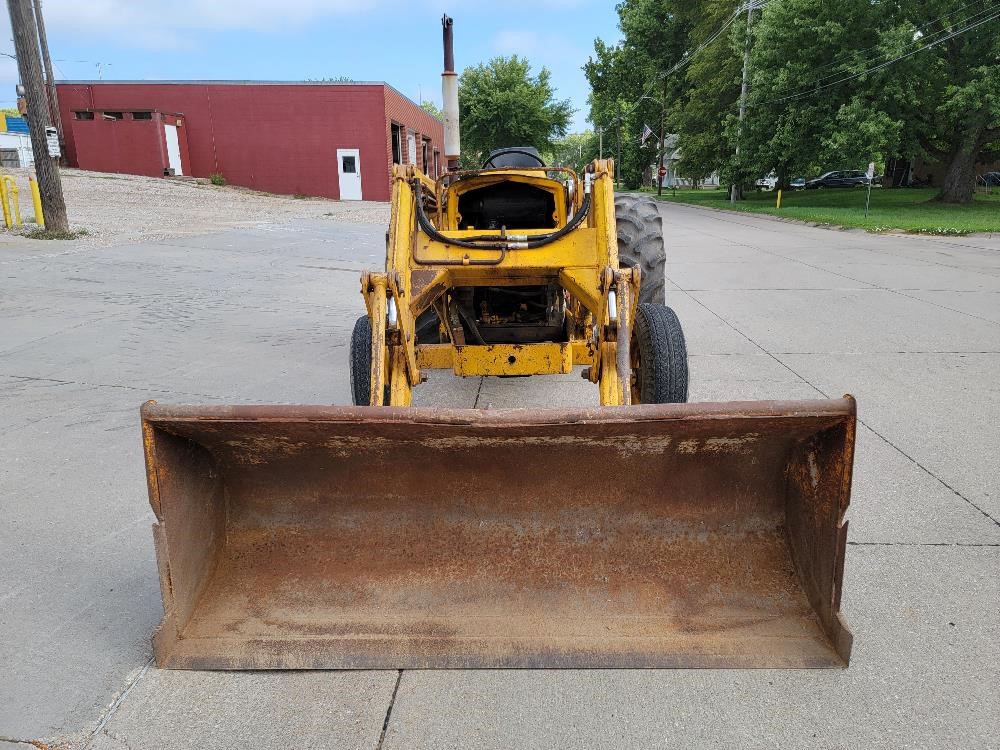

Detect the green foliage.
xmin=544 ymin=131 xmax=601 ymax=172
xmin=420 ymin=100 xmax=443 ymax=120
xmin=740 ymin=0 xmax=888 ymax=187
xmin=584 ymin=41 xmax=650 ymax=188
xmin=584 ymin=0 xmax=689 ymax=188
xmin=672 ymin=0 xmax=743 ymax=183
xmin=588 ymin=0 xmax=1000 ymax=203
xmin=743 ymin=0 xmax=999 ymax=201
xmin=209 ymin=172 xmax=226 ymax=186
xmin=650 ymin=187 xmax=1000 ymax=234
xmin=458 ymin=55 xmax=573 ymax=168
xmin=875 ymin=0 xmax=1000 ymax=202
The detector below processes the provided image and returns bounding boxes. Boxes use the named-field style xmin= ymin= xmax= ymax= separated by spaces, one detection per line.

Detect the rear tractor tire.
xmin=615 ymin=194 xmax=666 ymax=305
xmin=632 ymin=303 xmax=688 ymax=404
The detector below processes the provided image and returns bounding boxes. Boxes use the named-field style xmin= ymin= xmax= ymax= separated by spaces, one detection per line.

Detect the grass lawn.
xmin=643 ymin=186 xmax=999 ymax=235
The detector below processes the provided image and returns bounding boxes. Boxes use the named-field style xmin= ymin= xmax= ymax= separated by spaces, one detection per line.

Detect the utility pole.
xmin=31 ymin=0 xmax=61 ymax=144
xmin=616 ymin=123 xmax=621 ymax=185
xmin=730 ymin=0 xmax=754 ymax=205
xmin=7 ymin=0 xmax=68 ymax=231
xmin=657 ymin=81 xmax=667 ymax=198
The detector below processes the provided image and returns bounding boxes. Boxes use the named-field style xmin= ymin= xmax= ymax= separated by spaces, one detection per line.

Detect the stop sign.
xmin=658 ymin=166 xmax=667 ymax=177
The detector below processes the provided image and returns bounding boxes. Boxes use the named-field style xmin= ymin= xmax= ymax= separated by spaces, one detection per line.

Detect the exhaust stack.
xmin=441 ymin=14 xmax=460 ymax=171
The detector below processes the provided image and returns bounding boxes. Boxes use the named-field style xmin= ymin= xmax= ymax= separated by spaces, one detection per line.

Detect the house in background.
xmin=649 ymin=134 xmax=721 ymax=189
xmin=55 ymin=81 xmax=444 ymax=202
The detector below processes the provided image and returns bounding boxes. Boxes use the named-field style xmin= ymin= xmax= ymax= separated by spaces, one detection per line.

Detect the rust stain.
xmin=141 ymin=400 xmax=856 ymax=669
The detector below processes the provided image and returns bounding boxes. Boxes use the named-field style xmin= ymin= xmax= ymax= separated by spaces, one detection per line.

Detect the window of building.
xmin=73 ymin=111 xmax=94 ymax=120
xmin=390 ymin=123 xmax=402 ymax=165
xmin=341 ymin=155 xmax=357 ymax=174
xmin=433 ymin=150 xmax=440 ymax=178
xmin=422 ymin=138 xmax=430 ymax=174
xmin=102 ymin=111 xmax=124 ymax=120
xmin=0 ymin=148 xmax=20 ymax=168
xmin=131 ymin=111 xmax=153 ymax=120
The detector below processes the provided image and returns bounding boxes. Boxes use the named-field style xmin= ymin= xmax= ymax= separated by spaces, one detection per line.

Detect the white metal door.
xmin=407 ymin=132 xmax=417 ymax=166
xmin=337 ymin=148 xmax=362 ymax=201
xmin=163 ymin=123 xmax=183 ymax=175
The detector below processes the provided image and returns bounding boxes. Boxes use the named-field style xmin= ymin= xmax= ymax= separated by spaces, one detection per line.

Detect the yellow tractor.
xmin=350 ymin=149 xmax=686 ymax=408
xmin=138 ymin=15 xmax=856 ymax=670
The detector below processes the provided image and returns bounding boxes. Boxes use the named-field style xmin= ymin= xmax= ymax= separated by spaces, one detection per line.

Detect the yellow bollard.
xmin=29 ymin=175 xmax=43 ymax=228
xmin=776 ymin=189 xmax=782 ymax=209
xmin=2 ymin=176 xmax=22 ymax=226
xmin=0 ymin=177 xmax=10 ymax=229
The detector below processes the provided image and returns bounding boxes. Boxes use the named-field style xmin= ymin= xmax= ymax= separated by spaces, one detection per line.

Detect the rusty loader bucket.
xmin=141 ymin=398 xmax=855 ymax=669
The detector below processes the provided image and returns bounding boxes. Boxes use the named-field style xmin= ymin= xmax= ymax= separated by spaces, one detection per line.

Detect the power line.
xmin=797 ymin=0 xmax=992 ymax=79
xmin=598 ymin=1 xmax=767 ymax=132
xmin=750 ymin=6 xmax=1000 ymax=107
xmin=777 ymin=3 xmax=1000 ymax=93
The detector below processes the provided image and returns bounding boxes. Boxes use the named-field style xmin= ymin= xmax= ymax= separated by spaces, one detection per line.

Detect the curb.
xmin=634 ymin=193 xmax=997 ymax=239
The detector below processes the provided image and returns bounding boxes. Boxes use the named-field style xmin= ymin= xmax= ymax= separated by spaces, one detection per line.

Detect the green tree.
xmin=544 ymin=131 xmax=601 ymax=172
xmin=584 ymin=0 xmax=688 ymax=189
xmin=587 ymin=0 xmax=999 ymax=202
xmin=740 ymin=0 xmax=896 ymax=188
xmin=742 ymin=0 xmax=999 ymax=202
xmin=420 ymin=100 xmax=443 ymax=120
xmin=671 ymin=0 xmax=743 ymax=184
xmin=876 ymin=1 xmax=1000 ymax=202
xmin=458 ymin=56 xmax=573 ymax=168
xmin=584 ymin=39 xmax=650 ymax=188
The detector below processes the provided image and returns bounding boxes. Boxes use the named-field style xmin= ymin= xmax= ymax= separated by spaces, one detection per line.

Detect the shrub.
xmin=209 ymin=173 xmax=226 ymax=186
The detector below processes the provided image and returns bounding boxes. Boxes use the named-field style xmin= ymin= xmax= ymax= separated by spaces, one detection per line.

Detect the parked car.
xmin=980 ymin=171 xmax=1000 ymax=186
xmin=790 ymin=176 xmax=806 ymax=189
xmin=756 ymin=173 xmax=778 ymax=190
xmin=804 ymin=170 xmax=870 ymax=189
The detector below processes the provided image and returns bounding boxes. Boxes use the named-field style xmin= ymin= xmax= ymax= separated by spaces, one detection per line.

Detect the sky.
xmin=0 ymin=0 xmax=622 ymax=133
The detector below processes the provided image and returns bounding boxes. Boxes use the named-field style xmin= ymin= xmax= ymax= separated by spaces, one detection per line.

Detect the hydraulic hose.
xmin=412 ymin=179 xmax=592 ymax=253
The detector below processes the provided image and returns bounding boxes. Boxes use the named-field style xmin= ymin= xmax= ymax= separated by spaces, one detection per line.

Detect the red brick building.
xmin=55 ymin=81 xmax=444 ymax=201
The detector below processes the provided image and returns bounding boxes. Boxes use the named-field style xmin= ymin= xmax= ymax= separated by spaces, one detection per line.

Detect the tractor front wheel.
xmin=631 ymin=303 xmax=688 ymax=404
xmin=350 ymin=315 xmax=387 ymax=406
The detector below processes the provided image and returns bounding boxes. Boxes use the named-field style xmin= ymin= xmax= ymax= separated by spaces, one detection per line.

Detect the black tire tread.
xmin=350 ymin=315 xmax=376 ymax=406
xmin=615 ymin=194 xmax=666 ymax=305
xmin=634 ymin=303 xmax=688 ymax=404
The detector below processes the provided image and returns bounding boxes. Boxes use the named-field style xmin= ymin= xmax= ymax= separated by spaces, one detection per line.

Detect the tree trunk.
xmin=937 ymin=134 xmax=979 ymax=204
xmin=776 ymin=163 xmax=790 ymax=191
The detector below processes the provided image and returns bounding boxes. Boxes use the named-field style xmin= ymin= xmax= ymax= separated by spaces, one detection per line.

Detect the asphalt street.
xmin=1 ymin=203 xmax=997 ymax=748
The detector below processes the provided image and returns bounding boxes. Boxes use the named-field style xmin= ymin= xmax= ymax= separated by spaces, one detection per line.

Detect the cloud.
xmin=0 ymin=1 xmax=593 ymax=54
xmin=21 ymin=0 xmax=378 ymax=50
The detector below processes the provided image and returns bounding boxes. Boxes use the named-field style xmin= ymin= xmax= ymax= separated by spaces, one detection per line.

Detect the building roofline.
xmin=56 ymin=79 xmax=388 ymax=87
xmin=54 ymin=79 xmax=442 ymax=124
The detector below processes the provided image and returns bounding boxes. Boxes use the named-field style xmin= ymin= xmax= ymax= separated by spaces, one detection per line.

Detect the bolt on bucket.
xmin=141 ymin=399 xmax=855 ymax=669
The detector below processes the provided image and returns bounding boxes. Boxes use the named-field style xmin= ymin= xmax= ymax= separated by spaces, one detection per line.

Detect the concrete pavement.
xmin=1 ymin=204 xmax=997 ymax=748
